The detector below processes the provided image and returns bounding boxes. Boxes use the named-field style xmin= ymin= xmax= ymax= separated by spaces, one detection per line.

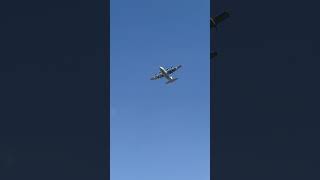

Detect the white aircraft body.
xmin=150 ymin=65 xmax=182 ymax=84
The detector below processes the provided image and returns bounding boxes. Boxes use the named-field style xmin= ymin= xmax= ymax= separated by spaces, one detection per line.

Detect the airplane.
xmin=150 ymin=65 xmax=182 ymax=84
xmin=210 ymin=11 xmax=230 ymax=28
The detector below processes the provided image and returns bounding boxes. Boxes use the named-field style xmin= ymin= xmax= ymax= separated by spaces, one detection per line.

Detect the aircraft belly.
xmin=160 ymin=68 xmax=171 ymax=80
xmin=153 ymin=65 xmax=180 ymax=84
xmin=164 ymin=74 xmax=171 ymax=80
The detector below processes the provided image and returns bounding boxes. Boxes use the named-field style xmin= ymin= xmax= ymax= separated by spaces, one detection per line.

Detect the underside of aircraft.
xmin=150 ymin=65 xmax=182 ymax=84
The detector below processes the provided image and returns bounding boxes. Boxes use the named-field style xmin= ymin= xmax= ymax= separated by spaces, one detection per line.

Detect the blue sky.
xmin=111 ymin=0 xmax=210 ymax=179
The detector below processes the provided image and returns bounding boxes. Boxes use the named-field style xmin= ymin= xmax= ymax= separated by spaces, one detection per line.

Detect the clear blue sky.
xmin=111 ymin=0 xmax=210 ymax=179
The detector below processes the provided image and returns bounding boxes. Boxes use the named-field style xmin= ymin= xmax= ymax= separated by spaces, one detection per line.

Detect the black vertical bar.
xmin=104 ymin=0 xmax=110 ymax=179
xmin=210 ymin=0 xmax=217 ymax=179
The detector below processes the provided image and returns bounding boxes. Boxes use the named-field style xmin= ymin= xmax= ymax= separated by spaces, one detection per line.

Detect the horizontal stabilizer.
xmin=166 ymin=78 xmax=178 ymax=84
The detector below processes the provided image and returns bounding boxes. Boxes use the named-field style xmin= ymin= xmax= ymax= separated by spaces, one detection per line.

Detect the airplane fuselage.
xmin=159 ymin=66 xmax=172 ymax=80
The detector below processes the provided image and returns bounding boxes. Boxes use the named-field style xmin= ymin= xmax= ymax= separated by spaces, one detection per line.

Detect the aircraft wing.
xmin=214 ymin=11 xmax=230 ymax=24
xmin=150 ymin=73 xmax=164 ymax=80
xmin=166 ymin=65 xmax=182 ymax=75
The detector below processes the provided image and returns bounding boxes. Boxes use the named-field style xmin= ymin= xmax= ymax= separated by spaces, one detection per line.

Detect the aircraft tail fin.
xmin=166 ymin=78 xmax=178 ymax=84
